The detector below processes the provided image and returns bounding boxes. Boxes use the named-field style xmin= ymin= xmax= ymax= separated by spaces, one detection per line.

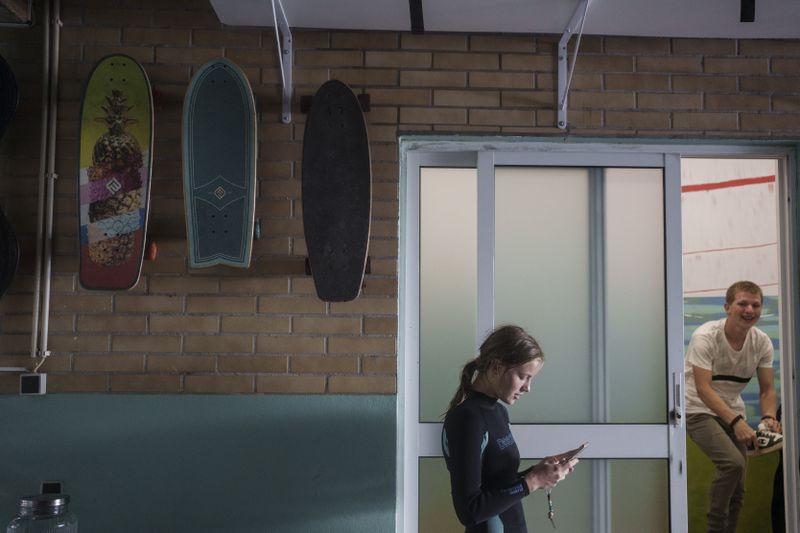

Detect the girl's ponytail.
xmin=445 ymin=358 xmax=479 ymax=413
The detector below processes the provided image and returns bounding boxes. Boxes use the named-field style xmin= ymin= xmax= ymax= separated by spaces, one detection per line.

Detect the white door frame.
xmin=397 ymin=138 xmax=799 ymax=533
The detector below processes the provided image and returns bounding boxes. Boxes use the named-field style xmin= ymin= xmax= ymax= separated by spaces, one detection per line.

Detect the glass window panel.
xmin=605 ymin=168 xmax=666 ymax=423
xmin=420 ymin=457 xmax=668 ymax=532
xmin=495 ymin=166 xmax=667 ymax=424
xmin=419 ymin=168 xmax=478 ymax=422
xmin=495 ymin=167 xmax=592 ymax=423
xmin=419 ymin=458 xmax=462 ymax=533
xmin=609 ymin=459 xmax=669 ymax=533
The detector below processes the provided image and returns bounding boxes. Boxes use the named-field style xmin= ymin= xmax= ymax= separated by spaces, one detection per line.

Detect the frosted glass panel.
xmin=606 ymin=169 xmax=666 ymax=423
xmin=419 ymin=168 xmax=477 ymax=422
xmin=419 ymin=458 xmax=462 ymax=533
xmin=495 ymin=167 xmax=592 ymax=423
xmin=420 ymin=458 xmax=668 ymax=533
xmin=609 ymin=459 xmax=669 ymax=532
xmin=495 ymin=167 xmax=666 ymax=424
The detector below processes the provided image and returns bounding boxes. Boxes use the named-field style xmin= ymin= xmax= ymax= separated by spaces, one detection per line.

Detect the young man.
xmin=685 ymin=280 xmax=783 ymax=533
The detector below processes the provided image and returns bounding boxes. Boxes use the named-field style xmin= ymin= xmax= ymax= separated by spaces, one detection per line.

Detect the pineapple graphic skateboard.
xmin=182 ymin=58 xmax=257 ymax=269
xmin=78 ymin=54 xmax=153 ymax=290
xmin=302 ymin=80 xmax=371 ymax=302
xmin=0 ymin=53 xmax=19 ymax=300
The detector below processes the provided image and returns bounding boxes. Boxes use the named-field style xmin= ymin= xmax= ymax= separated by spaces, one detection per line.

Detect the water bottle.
xmin=5 ymin=494 xmax=77 ymax=533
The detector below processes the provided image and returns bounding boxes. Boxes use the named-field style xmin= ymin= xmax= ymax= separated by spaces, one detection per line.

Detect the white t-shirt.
xmin=684 ymin=318 xmax=773 ymax=418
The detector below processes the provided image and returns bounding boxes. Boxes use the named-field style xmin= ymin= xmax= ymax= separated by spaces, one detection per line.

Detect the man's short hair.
xmin=726 ymin=280 xmax=763 ymax=305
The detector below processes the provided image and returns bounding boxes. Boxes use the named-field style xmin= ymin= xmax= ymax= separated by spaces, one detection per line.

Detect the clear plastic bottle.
xmin=5 ymin=494 xmax=77 ymax=533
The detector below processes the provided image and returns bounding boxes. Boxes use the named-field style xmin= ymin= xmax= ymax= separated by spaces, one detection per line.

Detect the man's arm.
xmin=756 ymin=366 xmax=780 ymax=432
xmin=692 ymin=365 xmax=757 ymax=446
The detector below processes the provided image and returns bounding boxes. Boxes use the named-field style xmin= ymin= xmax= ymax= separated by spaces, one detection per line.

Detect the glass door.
xmin=400 ymin=148 xmax=687 ymax=533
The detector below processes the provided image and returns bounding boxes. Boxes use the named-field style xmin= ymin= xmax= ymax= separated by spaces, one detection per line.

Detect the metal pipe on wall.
xmin=29 ymin=0 xmax=59 ymax=361
xmin=40 ymin=0 xmax=60 ymax=358
xmin=29 ymin=0 xmax=51 ymax=359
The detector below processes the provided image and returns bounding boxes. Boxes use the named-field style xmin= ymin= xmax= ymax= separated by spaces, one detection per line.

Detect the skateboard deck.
xmin=78 ymin=54 xmax=153 ymax=290
xmin=302 ymin=80 xmax=371 ymax=302
xmin=0 ymin=53 xmax=17 ymax=140
xmin=0 ymin=53 xmax=19 ymax=300
xmin=182 ymin=58 xmax=257 ymax=269
xmin=0 ymin=209 xmax=19 ymax=300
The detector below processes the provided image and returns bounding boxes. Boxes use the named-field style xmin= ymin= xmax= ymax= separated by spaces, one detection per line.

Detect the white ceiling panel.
xmin=209 ymin=0 xmax=412 ymax=31
xmin=211 ymin=0 xmax=800 ymax=38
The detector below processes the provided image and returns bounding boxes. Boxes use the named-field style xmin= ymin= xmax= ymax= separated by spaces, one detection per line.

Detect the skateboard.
xmin=0 ymin=53 xmax=17 ymax=139
xmin=0 ymin=53 xmax=19 ymax=300
xmin=0 ymin=208 xmax=19 ymax=300
xmin=182 ymin=58 xmax=257 ymax=269
xmin=78 ymin=54 xmax=153 ymax=290
xmin=302 ymin=80 xmax=371 ymax=302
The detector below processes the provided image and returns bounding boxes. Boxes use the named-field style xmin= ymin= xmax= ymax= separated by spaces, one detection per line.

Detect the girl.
xmin=442 ymin=325 xmax=578 ymax=532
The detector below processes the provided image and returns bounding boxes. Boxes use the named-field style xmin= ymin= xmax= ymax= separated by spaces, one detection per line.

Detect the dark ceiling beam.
xmin=409 ymin=0 xmax=424 ymax=34
xmin=740 ymin=0 xmax=755 ymax=22
xmin=0 ymin=0 xmax=29 ymax=22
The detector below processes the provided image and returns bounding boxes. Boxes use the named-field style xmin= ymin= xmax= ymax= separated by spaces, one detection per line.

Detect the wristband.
xmin=729 ymin=414 xmax=744 ymax=429
xmin=761 ymin=415 xmax=775 ymax=421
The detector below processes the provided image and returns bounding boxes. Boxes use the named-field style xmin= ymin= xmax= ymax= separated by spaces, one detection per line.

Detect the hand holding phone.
xmin=554 ymin=442 xmax=588 ymax=464
xmin=521 ymin=442 xmax=586 ymax=492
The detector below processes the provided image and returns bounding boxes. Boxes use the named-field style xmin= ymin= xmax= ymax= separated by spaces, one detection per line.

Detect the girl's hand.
xmin=522 ymin=456 xmax=579 ymax=493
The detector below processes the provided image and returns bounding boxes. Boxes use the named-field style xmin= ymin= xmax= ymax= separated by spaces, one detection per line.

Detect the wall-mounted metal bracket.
xmin=557 ymin=0 xmax=591 ymax=130
xmin=0 ymin=0 xmax=33 ymax=27
xmin=271 ymin=0 xmax=292 ymax=124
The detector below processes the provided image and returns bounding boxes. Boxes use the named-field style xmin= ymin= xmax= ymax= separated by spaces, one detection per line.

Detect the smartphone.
xmin=558 ymin=442 xmax=588 ymax=463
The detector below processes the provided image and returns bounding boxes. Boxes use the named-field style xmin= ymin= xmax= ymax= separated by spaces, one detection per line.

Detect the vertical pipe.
xmin=29 ymin=0 xmax=60 ymax=360
xmin=30 ymin=0 xmax=51 ymax=358
xmin=39 ymin=0 xmax=60 ymax=357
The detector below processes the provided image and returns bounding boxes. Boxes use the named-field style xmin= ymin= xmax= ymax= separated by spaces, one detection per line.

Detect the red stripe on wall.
xmin=681 ymin=175 xmax=775 ymax=193
xmin=683 ymin=242 xmax=777 ymax=256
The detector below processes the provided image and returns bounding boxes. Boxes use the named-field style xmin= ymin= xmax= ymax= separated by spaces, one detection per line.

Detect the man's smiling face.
xmin=724 ymin=290 xmax=762 ymax=330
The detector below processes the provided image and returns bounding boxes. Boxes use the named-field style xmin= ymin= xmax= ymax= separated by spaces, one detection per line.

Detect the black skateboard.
xmin=0 ymin=53 xmax=19 ymax=300
xmin=302 ymin=80 xmax=371 ymax=302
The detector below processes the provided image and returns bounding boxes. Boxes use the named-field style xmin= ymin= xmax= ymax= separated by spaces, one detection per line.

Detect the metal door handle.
xmin=671 ymin=371 xmax=684 ymax=427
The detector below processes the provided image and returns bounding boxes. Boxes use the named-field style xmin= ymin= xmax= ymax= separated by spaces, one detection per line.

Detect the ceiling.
xmin=210 ymin=0 xmax=800 ymax=39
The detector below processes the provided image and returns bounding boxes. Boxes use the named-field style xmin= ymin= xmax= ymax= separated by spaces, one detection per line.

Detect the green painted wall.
xmin=0 ymin=395 xmax=396 ymax=532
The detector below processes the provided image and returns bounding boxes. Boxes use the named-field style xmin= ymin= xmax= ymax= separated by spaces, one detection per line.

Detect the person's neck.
xmin=724 ymin=319 xmax=749 ymax=350
xmin=471 ymin=374 xmax=496 ymax=400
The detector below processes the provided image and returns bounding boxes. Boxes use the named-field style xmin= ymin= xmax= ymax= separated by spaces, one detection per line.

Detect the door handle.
xmin=671 ymin=371 xmax=684 ymax=427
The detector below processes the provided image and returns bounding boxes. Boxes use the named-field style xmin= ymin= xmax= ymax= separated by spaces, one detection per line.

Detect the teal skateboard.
xmin=182 ymin=58 xmax=257 ymax=268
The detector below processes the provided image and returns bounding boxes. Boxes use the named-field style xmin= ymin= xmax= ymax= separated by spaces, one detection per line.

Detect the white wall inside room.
xmin=681 ymin=158 xmax=779 ymax=298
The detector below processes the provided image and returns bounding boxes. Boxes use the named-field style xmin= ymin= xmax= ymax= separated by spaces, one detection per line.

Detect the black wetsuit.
xmin=442 ymin=391 xmax=529 ymax=533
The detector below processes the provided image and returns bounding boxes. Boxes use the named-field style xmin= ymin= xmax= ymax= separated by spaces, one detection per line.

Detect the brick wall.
xmin=1 ymin=0 xmax=799 ymax=394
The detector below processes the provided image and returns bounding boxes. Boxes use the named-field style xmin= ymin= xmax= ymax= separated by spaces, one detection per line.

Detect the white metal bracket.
xmin=271 ymin=0 xmax=293 ymax=124
xmin=557 ymin=0 xmax=591 ymax=130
